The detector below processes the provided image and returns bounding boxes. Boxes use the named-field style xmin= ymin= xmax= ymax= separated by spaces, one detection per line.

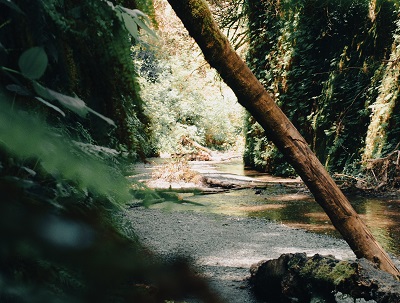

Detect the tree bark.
xmin=166 ymin=0 xmax=400 ymax=278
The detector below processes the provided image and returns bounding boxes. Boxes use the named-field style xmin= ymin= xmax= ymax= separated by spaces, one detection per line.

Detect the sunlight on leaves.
xmin=87 ymin=108 xmax=116 ymax=127
xmin=33 ymin=81 xmax=88 ymax=117
xmin=120 ymin=7 xmax=157 ymax=38
xmin=122 ymin=12 xmax=139 ymax=39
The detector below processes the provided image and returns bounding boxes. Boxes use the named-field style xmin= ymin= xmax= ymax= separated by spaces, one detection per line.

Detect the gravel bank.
xmin=127 ymin=206 xmax=355 ymax=303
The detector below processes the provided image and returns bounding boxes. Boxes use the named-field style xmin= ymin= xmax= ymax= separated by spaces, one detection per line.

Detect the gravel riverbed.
xmin=127 ymin=206 xmax=356 ymax=303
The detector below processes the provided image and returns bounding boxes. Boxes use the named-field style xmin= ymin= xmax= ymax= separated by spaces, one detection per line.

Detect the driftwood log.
xmin=181 ymin=136 xmax=213 ymax=155
xmin=250 ymin=253 xmax=400 ymax=303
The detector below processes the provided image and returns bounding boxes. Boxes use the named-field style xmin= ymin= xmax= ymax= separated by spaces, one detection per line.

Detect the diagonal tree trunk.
xmin=166 ymin=0 xmax=400 ymax=278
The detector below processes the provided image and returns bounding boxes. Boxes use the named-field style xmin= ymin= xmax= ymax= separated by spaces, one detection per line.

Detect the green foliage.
xmin=3 ymin=46 xmax=117 ymax=126
xmin=0 ymin=0 xmax=201 ymax=301
xmin=0 ymin=0 xmax=155 ymax=158
xmin=108 ymin=2 xmax=157 ymax=41
xmin=245 ymin=0 xmax=400 ymax=176
xmin=0 ymin=0 xmax=24 ymax=13
xmin=0 ymin=91 xmax=149 ymax=301
xmin=364 ymin=18 xmax=400 ymax=159
xmin=212 ymin=0 xmax=248 ymax=51
xmin=133 ymin=47 xmax=244 ymax=155
xmin=243 ymin=114 xmax=296 ymax=176
xmin=294 ymin=255 xmax=356 ymax=287
xmin=0 ymin=99 xmax=130 ymax=202
xmin=130 ymin=0 xmax=245 ymax=156
xmin=0 ymin=162 xmax=195 ymax=303
xmin=0 ymin=1 xmax=222 ymax=301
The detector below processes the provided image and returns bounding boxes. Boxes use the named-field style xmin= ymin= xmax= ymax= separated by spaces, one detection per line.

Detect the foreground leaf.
xmin=87 ymin=108 xmax=116 ymax=126
xmin=46 ymin=89 xmax=88 ymax=117
xmin=0 ymin=0 xmax=24 ymax=14
xmin=122 ymin=12 xmax=139 ymax=39
xmin=35 ymin=97 xmax=66 ymax=117
xmin=18 ymin=47 xmax=48 ymax=80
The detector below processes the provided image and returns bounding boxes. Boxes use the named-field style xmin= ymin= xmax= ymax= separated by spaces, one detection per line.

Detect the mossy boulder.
xmin=250 ymin=253 xmax=400 ymax=303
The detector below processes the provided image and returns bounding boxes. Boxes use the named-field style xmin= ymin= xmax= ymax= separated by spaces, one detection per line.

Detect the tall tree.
xmin=166 ymin=0 xmax=400 ymax=278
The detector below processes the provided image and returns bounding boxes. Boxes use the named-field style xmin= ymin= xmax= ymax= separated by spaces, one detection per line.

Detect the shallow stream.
xmin=147 ymin=158 xmax=400 ymax=258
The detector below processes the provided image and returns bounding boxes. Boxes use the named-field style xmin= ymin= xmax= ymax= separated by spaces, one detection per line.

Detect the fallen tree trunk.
xmin=166 ymin=0 xmax=400 ymax=278
xmin=181 ymin=136 xmax=213 ymax=155
xmin=250 ymin=253 xmax=400 ymax=303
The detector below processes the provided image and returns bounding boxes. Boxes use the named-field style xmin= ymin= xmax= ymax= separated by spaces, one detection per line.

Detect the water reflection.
xmin=249 ymin=193 xmax=400 ymax=258
xmin=352 ymin=197 xmax=400 ymax=256
xmin=152 ymin=159 xmax=400 ymax=258
xmin=208 ymin=160 xmax=400 ymax=257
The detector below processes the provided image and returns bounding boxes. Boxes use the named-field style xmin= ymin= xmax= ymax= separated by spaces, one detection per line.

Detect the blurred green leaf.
xmin=35 ymin=97 xmax=66 ymax=117
xmin=134 ymin=17 xmax=157 ymax=38
xmin=122 ymin=12 xmax=139 ymax=39
xmin=18 ymin=47 xmax=48 ymax=80
xmin=105 ymin=0 xmax=114 ymax=9
xmin=32 ymin=81 xmax=53 ymax=99
xmin=87 ymin=108 xmax=116 ymax=127
xmin=120 ymin=7 xmax=148 ymax=20
xmin=0 ymin=99 xmax=130 ymax=202
xmin=0 ymin=0 xmax=24 ymax=14
xmin=33 ymin=81 xmax=115 ymax=125
xmin=46 ymin=89 xmax=88 ymax=117
xmin=33 ymin=80 xmax=88 ymax=117
xmin=6 ymin=84 xmax=31 ymax=96
xmin=118 ymin=6 xmax=157 ymax=39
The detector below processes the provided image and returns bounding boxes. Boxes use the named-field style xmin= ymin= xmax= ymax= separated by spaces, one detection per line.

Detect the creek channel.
xmin=131 ymin=157 xmax=400 ymax=259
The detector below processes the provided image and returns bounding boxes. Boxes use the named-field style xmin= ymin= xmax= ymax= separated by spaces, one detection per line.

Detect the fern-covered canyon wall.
xmin=244 ymin=0 xmax=400 ymax=178
xmin=1 ymin=0 xmax=154 ymax=159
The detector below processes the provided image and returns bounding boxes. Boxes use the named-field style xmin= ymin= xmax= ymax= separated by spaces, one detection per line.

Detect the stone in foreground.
xmin=250 ymin=253 xmax=400 ymax=303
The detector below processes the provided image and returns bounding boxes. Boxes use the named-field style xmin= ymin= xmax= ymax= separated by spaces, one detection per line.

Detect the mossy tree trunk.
xmin=166 ymin=0 xmax=400 ymax=278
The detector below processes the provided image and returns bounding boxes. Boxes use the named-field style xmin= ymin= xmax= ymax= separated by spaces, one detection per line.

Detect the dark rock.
xmin=250 ymin=253 xmax=400 ymax=303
